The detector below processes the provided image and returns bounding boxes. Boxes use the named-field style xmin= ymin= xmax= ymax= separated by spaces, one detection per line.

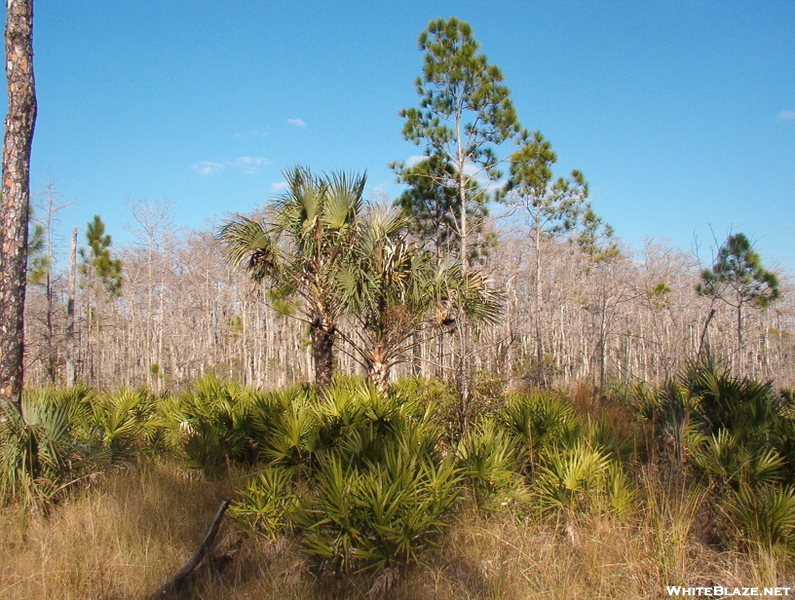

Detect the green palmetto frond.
xmin=502 ymin=391 xmax=580 ymax=467
xmin=458 ymin=419 xmax=519 ymax=507
xmin=218 ymin=216 xmax=281 ymax=286
xmin=731 ymin=484 xmax=795 ymax=550
xmin=322 ymin=170 xmax=366 ymax=230
xmin=158 ymin=375 xmax=260 ymax=471
xmin=1 ymin=388 xmax=93 ymax=507
xmin=87 ymin=387 xmax=154 ymax=462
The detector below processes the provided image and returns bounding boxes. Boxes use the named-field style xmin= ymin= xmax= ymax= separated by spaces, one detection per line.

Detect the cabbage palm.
xmin=219 ymin=166 xmax=366 ymax=387
xmin=337 ymin=207 xmax=502 ymax=391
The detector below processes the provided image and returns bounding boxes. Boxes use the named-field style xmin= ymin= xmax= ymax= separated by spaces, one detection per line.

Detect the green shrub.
xmin=157 ymin=375 xmax=260 ymax=471
xmin=0 ymin=388 xmax=92 ymax=507
xmin=231 ymin=378 xmax=463 ymax=575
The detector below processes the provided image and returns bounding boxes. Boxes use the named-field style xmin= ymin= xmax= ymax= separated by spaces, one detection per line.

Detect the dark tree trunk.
xmin=311 ymin=313 xmax=335 ymax=388
xmin=65 ymin=227 xmax=77 ymax=386
xmin=0 ymin=0 xmax=36 ymax=413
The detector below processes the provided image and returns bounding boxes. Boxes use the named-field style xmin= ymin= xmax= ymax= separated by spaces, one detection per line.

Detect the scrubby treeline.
xmin=22 ymin=209 xmax=795 ymax=393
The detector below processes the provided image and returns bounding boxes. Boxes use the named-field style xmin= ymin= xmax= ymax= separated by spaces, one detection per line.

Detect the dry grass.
xmin=0 ymin=462 xmax=232 ymax=599
xmin=0 ymin=462 xmax=792 ymax=600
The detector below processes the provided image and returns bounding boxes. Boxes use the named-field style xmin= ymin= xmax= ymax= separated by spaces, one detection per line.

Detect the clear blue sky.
xmin=28 ymin=0 xmax=795 ymax=273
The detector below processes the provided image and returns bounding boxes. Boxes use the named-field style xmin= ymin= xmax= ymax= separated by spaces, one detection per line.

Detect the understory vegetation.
xmin=1 ymin=359 xmax=794 ymax=599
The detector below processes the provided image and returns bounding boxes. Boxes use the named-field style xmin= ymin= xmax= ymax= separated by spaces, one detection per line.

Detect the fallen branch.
xmin=147 ymin=499 xmax=231 ymax=599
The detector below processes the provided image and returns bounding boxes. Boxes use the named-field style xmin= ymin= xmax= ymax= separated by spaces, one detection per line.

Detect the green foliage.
xmin=230 ymin=378 xmax=464 ymax=575
xmin=688 ymin=363 xmax=779 ymax=440
xmin=698 ymin=233 xmax=780 ymax=349
xmin=457 ymin=419 xmax=520 ymax=508
xmin=158 ymin=375 xmax=260 ymax=471
xmin=632 ymin=360 xmax=795 ymax=549
xmin=79 ymin=215 xmax=123 ymax=297
xmin=300 ymin=444 xmax=460 ymax=574
xmin=228 ymin=465 xmax=302 ymax=538
xmin=82 ymin=388 xmax=156 ymax=463
xmin=698 ymin=233 xmax=780 ymax=309
xmin=260 ymin=387 xmax=322 ymax=472
xmin=631 ymin=379 xmax=702 ymax=463
xmin=1 ymin=392 xmax=73 ymax=507
xmin=400 ymin=17 xmax=519 ymax=171
xmin=0 ymin=387 xmax=95 ymax=508
xmin=27 ymin=221 xmax=50 ymax=285
xmin=535 ymin=442 xmax=610 ymax=513
xmin=502 ymin=391 xmax=580 ymax=469
xmin=690 ymin=429 xmax=785 ymax=490
xmin=396 ymin=17 xmax=521 ymax=266
xmin=218 ymin=166 xmax=367 ymax=387
xmin=730 ymin=484 xmax=795 ymax=552
xmin=498 ymin=389 xmax=636 ymax=516
xmin=337 ymin=208 xmax=503 ymax=389
xmin=648 ymin=282 xmax=672 ymax=309
xmin=392 ymin=155 xmax=462 ymax=256
xmin=576 ymin=206 xmax=620 ymax=261
xmin=502 ymin=130 xmax=595 ymax=244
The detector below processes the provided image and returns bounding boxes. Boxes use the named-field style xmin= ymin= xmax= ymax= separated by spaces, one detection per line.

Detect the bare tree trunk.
xmin=65 ymin=227 xmax=77 ymax=385
xmin=534 ymin=224 xmax=545 ymax=385
xmin=0 ymin=0 xmax=36 ymax=412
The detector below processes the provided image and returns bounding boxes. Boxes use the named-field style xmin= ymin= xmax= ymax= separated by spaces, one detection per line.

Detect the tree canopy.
xmin=698 ymin=232 xmax=780 ymax=349
xmin=396 ymin=17 xmax=521 ymax=271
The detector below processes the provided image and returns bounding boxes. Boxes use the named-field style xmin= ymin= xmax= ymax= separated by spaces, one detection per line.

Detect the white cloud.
xmin=192 ymin=161 xmax=225 ymax=175
xmin=232 ymin=156 xmax=270 ymax=174
xmin=192 ymin=156 xmax=269 ymax=176
xmin=235 ymin=156 xmax=269 ymax=166
xmin=287 ymin=118 xmax=306 ymax=127
xmin=233 ymin=129 xmax=268 ymax=140
xmin=777 ymin=110 xmax=795 ymax=121
xmin=462 ymin=162 xmax=482 ymax=177
xmin=270 ymin=181 xmax=289 ymax=192
xmin=404 ymin=155 xmax=425 ymax=168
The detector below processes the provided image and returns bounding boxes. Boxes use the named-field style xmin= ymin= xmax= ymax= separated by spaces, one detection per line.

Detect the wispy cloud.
xmin=233 ymin=129 xmax=268 ymax=140
xmin=287 ymin=118 xmax=306 ymax=128
xmin=270 ymin=181 xmax=289 ymax=192
xmin=462 ymin=162 xmax=483 ymax=177
xmin=404 ymin=155 xmax=425 ymax=168
xmin=777 ymin=110 xmax=795 ymax=121
xmin=192 ymin=161 xmax=225 ymax=175
xmin=232 ymin=156 xmax=270 ymax=174
xmin=192 ymin=156 xmax=269 ymax=176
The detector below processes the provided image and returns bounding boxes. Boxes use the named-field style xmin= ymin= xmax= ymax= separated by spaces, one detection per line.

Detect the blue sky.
xmin=28 ymin=1 xmax=795 ymax=273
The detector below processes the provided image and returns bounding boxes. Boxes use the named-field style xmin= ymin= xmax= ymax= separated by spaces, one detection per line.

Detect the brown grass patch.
xmin=1 ymin=462 xmax=792 ymax=599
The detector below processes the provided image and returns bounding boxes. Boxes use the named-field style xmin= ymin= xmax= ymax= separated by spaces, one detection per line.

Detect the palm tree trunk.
xmin=311 ymin=313 xmax=335 ymax=388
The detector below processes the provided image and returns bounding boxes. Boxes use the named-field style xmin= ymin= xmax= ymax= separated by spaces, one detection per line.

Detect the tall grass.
xmin=1 ymin=462 xmax=790 ymax=600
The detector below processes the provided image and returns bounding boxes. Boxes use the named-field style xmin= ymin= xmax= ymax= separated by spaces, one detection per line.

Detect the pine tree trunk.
xmin=0 ymin=0 xmax=36 ymax=412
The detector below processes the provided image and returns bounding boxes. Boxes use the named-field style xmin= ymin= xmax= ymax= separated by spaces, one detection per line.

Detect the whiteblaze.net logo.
xmin=666 ymin=587 xmax=791 ymax=597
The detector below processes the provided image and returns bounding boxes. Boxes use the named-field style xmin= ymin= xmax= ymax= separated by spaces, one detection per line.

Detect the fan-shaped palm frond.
xmin=218 ymin=216 xmax=281 ymax=285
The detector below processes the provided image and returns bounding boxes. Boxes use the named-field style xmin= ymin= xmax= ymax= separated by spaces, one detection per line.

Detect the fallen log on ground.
xmin=147 ymin=499 xmax=231 ymax=599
